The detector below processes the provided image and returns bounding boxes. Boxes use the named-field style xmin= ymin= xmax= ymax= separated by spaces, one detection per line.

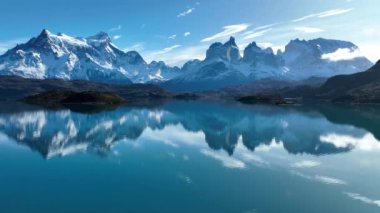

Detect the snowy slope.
xmin=281 ymin=38 xmax=373 ymax=79
xmin=0 ymin=30 xmax=180 ymax=84
xmin=164 ymin=37 xmax=373 ymax=91
xmin=162 ymin=37 xmax=248 ymax=91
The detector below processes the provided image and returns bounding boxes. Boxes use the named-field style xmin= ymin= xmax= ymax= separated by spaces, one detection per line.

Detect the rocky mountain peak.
xmin=205 ymin=37 xmax=241 ymax=63
xmin=39 ymin=29 xmax=52 ymax=37
xmin=32 ymin=29 xmax=54 ymax=43
xmin=125 ymin=51 xmax=146 ymax=65
xmin=224 ymin=36 xmax=238 ymax=47
xmin=309 ymin=38 xmax=357 ymax=54
xmin=87 ymin=31 xmax=111 ymax=44
xmin=243 ymin=42 xmax=277 ymax=62
xmin=244 ymin=42 xmax=261 ymax=53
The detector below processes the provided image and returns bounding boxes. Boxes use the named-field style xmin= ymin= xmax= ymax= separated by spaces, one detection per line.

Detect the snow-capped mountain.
xmin=163 ymin=37 xmax=248 ymax=91
xmin=163 ymin=37 xmax=373 ymax=92
xmin=281 ymin=38 xmax=373 ymax=79
xmin=0 ymin=101 xmax=360 ymax=158
xmin=242 ymin=42 xmax=287 ymax=80
xmin=205 ymin=37 xmax=241 ymax=63
xmin=147 ymin=60 xmax=180 ymax=83
xmin=162 ymin=61 xmax=247 ymax=92
xmin=0 ymin=30 xmax=374 ymax=91
xmin=0 ymin=29 xmax=180 ymax=84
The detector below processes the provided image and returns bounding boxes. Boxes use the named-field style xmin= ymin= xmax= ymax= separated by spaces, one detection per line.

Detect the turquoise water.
xmin=0 ymin=101 xmax=380 ymax=212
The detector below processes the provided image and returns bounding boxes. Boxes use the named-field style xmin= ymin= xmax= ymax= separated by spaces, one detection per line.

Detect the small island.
xmin=23 ymin=91 xmax=127 ymax=106
xmin=237 ymin=95 xmax=298 ymax=105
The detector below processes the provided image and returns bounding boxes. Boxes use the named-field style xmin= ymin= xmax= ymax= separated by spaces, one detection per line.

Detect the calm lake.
xmin=0 ymin=101 xmax=380 ymax=213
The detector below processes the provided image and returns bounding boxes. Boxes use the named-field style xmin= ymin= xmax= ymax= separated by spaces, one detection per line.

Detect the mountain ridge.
xmin=315 ymin=60 xmax=380 ymax=102
xmin=0 ymin=29 xmax=374 ymax=91
xmin=0 ymin=29 xmax=180 ymax=84
xmin=163 ymin=37 xmax=373 ymax=92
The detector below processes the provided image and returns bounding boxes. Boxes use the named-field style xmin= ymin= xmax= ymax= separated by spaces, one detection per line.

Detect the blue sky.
xmin=0 ymin=0 xmax=379 ymax=66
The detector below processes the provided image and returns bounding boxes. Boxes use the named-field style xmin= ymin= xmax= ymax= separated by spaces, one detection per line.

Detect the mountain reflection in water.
xmin=0 ymin=101 xmax=379 ymax=159
xmin=2 ymin=101 xmax=380 ymax=212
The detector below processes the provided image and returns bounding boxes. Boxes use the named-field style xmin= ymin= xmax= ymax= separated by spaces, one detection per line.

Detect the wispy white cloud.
xmin=358 ymin=43 xmax=380 ymax=63
xmin=295 ymin=27 xmax=325 ymax=33
xmin=168 ymin=34 xmax=177 ymax=40
xmin=292 ymin=8 xmax=354 ymax=22
xmin=143 ymin=44 xmax=207 ymax=66
xmin=292 ymin=160 xmax=321 ymax=168
xmin=254 ymin=23 xmax=278 ymax=31
xmin=257 ymin=42 xmax=274 ymax=49
xmin=184 ymin=32 xmax=191 ymax=37
xmin=139 ymin=124 xmax=206 ymax=148
xmin=318 ymin=8 xmax=354 ymax=18
xmin=254 ymin=42 xmax=285 ymax=53
xmin=124 ymin=43 xmax=145 ymax=52
xmin=233 ymin=140 xmax=269 ymax=166
xmin=0 ymin=38 xmax=28 ymax=54
xmin=150 ymin=45 xmax=182 ymax=56
xmin=201 ymin=23 xmax=250 ymax=42
xmin=255 ymin=139 xmax=283 ymax=152
xmin=314 ymin=175 xmax=347 ymax=185
xmin=292 ymin=171 xmax=347 ymax=185
xmin=108 ymin=25 xmax=122 ymax=32
xmin=320 ymin=133 xmax=380 ymax=151
xmin=345 ymin=192 xmax=380 ymax=208
xmin=321 ymin=48 xmax=363 ymax=61
xmin=177 ymin=8 xmax=195 ymax=17
xmin=177 ymin=173 xmax=192 ymax=184
xmin=112 ymin=35 xmax=122 ymax=40
xmin=243 ymin=28 xmax=273 ymax=40
xmin=201 ymin=149 xmax=246 ymax=169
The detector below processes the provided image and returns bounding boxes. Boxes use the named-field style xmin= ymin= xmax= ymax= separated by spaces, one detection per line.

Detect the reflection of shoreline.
xmin=0 ymin=101 xmax=378 ymax=159
xmin=310 ymin=103 xmax=380 ymax=140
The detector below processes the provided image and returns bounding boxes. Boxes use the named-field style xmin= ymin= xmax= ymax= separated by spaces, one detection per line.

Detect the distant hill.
xmin=0 ymin=75 xmax=174 ymax=101
xmin=316 ymin=60 xmax=380 ymax=102
xmin=275 ymin=60 xmax=380 ymax=103
xmin=24 ymin=91 xmax=126 ymax=105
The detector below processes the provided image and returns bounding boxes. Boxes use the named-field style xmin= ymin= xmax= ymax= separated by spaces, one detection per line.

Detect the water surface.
xmin=0 ymin=101 xmax=380 ymax=212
